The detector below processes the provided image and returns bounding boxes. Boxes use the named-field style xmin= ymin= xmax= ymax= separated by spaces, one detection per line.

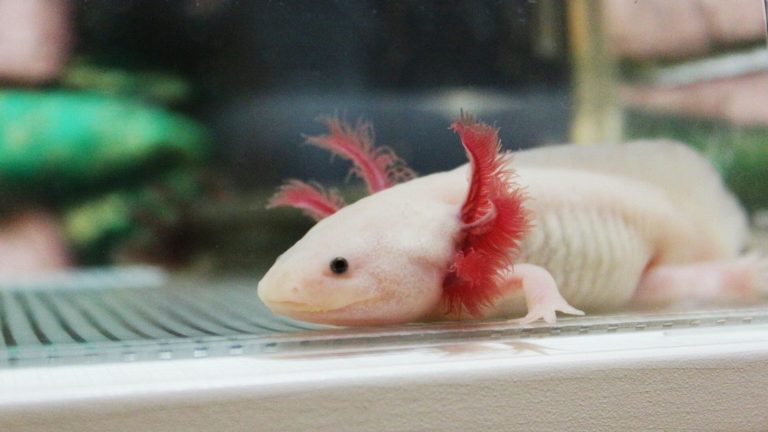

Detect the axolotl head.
xmin=257 ymin=186 xmax=461 ymax=326
xmin=258 ymin=115 xmax=529 ymax=326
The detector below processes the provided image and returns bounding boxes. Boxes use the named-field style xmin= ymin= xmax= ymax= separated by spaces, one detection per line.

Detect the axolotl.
xmin=257 ymin=114 xmax=765 ymax=326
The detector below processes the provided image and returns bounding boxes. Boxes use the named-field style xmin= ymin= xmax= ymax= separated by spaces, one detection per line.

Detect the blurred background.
xmin=0 ymin=0 xmax=766 ymax=277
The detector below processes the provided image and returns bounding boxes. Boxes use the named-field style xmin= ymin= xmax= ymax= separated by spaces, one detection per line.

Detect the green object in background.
xmin=61 ymin=60 xmax=194 ymax=105
xmin=0 ymin=89 xmax=211 ymax=264
xmin=625 ymin=111 xmax=768 ymax=212
xmin=63 ymin=170 xmax=202 ymax=265
xmin=0 ymin=90 xmax=209 ymax=204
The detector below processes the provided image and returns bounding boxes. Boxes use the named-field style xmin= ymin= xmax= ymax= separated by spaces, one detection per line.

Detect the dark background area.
xmin=73 ymin=0 xmax=571 ymax=187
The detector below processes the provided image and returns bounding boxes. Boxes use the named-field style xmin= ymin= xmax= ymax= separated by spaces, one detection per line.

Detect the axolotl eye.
xmin=329 ymin=257 xmax=349 ymax=274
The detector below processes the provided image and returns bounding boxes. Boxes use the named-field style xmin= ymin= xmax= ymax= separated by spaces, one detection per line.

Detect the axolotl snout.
xmin=258 ymin=115 xmax=765 ymax=326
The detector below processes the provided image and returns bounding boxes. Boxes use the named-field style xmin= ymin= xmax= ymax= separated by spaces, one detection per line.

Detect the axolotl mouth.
xmin=264 ymin=298 xmax=375 ymax=314
xmin=257 ymin=278 xmax=385 ymax=325
xmin=266 ymin=300 xmax=333 ymax=313
xmin=258 ymin=277 xmax=377 ymax=313
xmin=263 ymin=298 xmax=404 ymax=326
xmin=258 ymin=280 xmax=419 ymax=326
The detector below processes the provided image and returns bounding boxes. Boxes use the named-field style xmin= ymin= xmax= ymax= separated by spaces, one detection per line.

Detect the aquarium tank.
xmin=3 ymin=2 xmax=768 ymax=431
xmin=0 ymin=0 xmax=765 ymax=366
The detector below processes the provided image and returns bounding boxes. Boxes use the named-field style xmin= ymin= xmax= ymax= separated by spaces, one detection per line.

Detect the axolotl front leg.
xmin=504 ymin=264 xmax=585 ymax=323
xmin=471 ymin=264 xmax=584 ymax=323
xmin=430 ymin=264 xmax=584 ymax=324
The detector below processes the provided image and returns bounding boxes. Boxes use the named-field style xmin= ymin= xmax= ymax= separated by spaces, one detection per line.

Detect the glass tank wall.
xmin=0 ymin=0 xmax=766 ymax=365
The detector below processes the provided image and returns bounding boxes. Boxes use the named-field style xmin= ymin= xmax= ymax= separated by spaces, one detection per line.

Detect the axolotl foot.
xmin=504 ymin=263 xmax=585 ymax=325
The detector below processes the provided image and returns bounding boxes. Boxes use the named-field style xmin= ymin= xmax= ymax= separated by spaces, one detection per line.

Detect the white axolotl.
xmin=257 ymin=114 xmax=765 ymax=326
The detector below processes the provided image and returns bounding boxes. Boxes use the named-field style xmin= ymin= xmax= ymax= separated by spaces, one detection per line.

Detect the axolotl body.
xmin=257 ymin=115 xmax=765 ymax=326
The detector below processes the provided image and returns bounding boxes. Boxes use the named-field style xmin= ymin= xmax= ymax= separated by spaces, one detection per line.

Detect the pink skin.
xmin=258 ymin=175 xmax=461 ymax=325
xmin=0 ymin=211 xmax=70 ymax=273
xmin=633 ymin=256 xmax=768 ymax=307
xmin=259 ymin=139 xmax=764 ymax=327
xmin=258 ymin=169 xmax=585 ymax=326
xmin=506 ymin=264 xmax=585 ymax=324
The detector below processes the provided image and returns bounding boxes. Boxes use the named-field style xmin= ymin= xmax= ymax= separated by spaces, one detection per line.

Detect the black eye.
xmin=329 ymin=257 xmax=349 ymax=274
